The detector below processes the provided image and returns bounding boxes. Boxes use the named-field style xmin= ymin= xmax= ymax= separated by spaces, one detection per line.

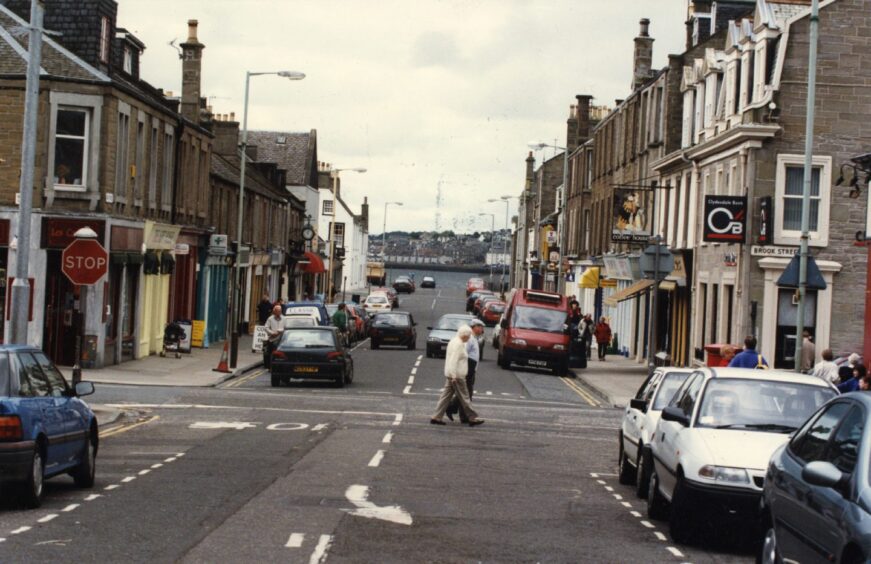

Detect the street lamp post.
xmin=229 ymin=69 xmax=305 ymax=369
xmin=529 ymin=142 xmax=569 ymax=295
xmin=382 ymin=201 xmax=403 ymax=259
xmin=479 ymin=212 xmax=495 ymax=289
xmin=488 ymin=196 xmax=512 ymax=294
xmin=327 ymin=167 xmax=366 ymax=303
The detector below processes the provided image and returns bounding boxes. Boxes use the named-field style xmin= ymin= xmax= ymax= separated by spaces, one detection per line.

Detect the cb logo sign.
xmin=703 ymin=196 xmax=747 ymax=244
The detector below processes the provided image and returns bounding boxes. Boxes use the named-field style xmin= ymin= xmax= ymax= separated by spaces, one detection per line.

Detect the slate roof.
xmin=211 ymin=153 xmax=289 ymax=202
xmin=0 ymin=5 xmax=108 ymax=81
xmin=246 ymin=130 xmax=316 ymax=186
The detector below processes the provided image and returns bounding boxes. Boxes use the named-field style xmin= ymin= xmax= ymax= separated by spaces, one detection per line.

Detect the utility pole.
xmin=10 ymin=0 xmax=44 ymax=345
xmin=795 ymin=0 xmax=819 ymax=372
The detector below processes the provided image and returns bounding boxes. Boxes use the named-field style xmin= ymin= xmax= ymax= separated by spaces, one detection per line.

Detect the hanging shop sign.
xmin=208 ymin=234 xmax=228 ymax=255
xmin=143 ymin=221 xmax=180 ymax=250
xmin=611 ymin=189 xmax=650 ymax=243
xmin=703 ymin=195 xmax=746 ymax=243
xmin=757 ymin=197 xmax=772 ymax=245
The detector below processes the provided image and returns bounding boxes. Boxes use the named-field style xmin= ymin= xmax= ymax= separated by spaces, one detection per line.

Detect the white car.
xmin=618 ymin=368 xmax=694 ymax=497
xmin=647 ymin=367 xmax=837 ymax=543
xmin=363 ymin=293 xmax=392 ymax=315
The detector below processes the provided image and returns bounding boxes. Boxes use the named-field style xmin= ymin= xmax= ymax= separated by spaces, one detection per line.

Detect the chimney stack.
xmin=212 ymin=117 xmax=239 ymax=156
xmin=180 ymin=19 xmax=205 ymax=124
xmin=361 ymin=196 xmax=369 ymax=231
xmin=525 ymin=151 xmax=536 ymax=195
xmin=632 ymin=18 xmax=655 ymax=91
xmin=575 ymin=95 xmax=593 ymax=142
xmin=566 ymin=104 xmax=579 ymax=153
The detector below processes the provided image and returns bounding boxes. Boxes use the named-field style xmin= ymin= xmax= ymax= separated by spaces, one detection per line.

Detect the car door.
xmin=15 ymin=352 xmax=68 ymax=470
xmin=623 ymin=372 xmax=660 ymax=464
xmin=773 ymin=401 xmax=852 ymax=561
xmin=657 ymin=372 xmax=704 ymax=498
xmin=35 ymin=351 xmax=86 ymax=468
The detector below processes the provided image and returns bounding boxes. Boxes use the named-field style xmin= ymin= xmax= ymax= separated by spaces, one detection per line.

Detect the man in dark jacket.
xmin=728 ymin=335 xmax=769 ymax=369
xmin=257 ymin=293 xmax=273 ymax=325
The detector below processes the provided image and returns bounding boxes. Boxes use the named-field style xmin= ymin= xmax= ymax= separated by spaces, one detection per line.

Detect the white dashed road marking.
xmin=666 ymin=547 xmax=685 ymax=557
xmin=654 ymin=531 xmax=667 ymax=541
xmin=121 ymin=476 xmax=136 ymax=483
xmin=151 ymin=463 xmax=163 ymax=469
xmin=312 ymin=423 xmax=328 ymax=431
xmin=630 ymin=511 xmax=642 ymax=517
xmin=393 ymin=414 xmax=403 ymax=426
xmin=407 ymin=376 xmax=414 ymax=385
xmin=402 ymin=385 xmax=412 ymax=395
xmin=640 ymin=520 xmax=655 ymax=529
xmin=104 ymin=484 xmax=119 ymax=491
xmin=139 ymin=469 xmax=151 ymax=476
xmin=368 ymin=450 xmax=385 ymax=468
xmin=84 ymin=494 xmax=101 ymax=501
xmin=37 ymin=514 xmax=58 ymax=524
xmin=382 ymin=431 xmax=393 ymax=444
xmin=411 ymin=367 xmax=417 ymax=375
xmin=309 ymin=534 xmax=333 ymax=564
xmin=62 ymin=504 xmax=79 ymax=512
xmin=10 ymin=526 xmax=30 ymax=535
xmin=285 ymin=533 xmax=305 ymax=548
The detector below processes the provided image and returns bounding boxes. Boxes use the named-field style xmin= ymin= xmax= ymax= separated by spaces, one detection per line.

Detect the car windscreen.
xmin=695 ymin=378 xmax=837 ymax=432
xmin=434 ymin=316 xmax=470 ymax=331
xmin=652 ymin=372 xmax=692 ymax=410
xmin=488 ymin=304 xmax=506 ymax=313
xmin=367 ymin=296 xmax=388 ymax=304
xmin=280 ymin=330 xmax=336 ymax=348
xmin=511 ymin=306 xmax=567 ymax=334
xmin=373 ymin=314 xmax=409 ymax=327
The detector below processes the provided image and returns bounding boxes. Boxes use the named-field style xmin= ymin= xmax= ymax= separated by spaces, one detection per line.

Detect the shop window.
xmin=53 ymin=108 xmax=90 ymax=189
xmin=775 ymin=155 xmax=831 ymax=246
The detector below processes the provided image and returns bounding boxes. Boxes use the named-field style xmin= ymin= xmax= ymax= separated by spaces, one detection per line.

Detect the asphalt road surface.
xmin=0 ymin=285 xmax=754 ymax=563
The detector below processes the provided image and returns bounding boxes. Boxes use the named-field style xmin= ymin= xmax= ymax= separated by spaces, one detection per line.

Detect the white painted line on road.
xmin=0 ymin=538 xmax=5 ymax=543
xmin=410 ymin=367 xmax=417 ymax=375
xmin=590 ymin=473 xmax=599 ymax=478
xmin=604 ymin=486 xmax=613 ymax=492
xmin=37 ymin=514 xmax=58 ymax=523
xmin=630 ymin=511 xmax=642 ymax=517
xmin=666 ymin=547 xmax=684 ymax=557
xmin=151 ymin=463 xmax=163 ymax=469
xmin=596 ymin=480 xmax=606 ymax=485
xmin=105 ymin=403 xmax=403 ymax=421
xmin=343 ymin=485 xmax=412 ymax=525
xmin=84 ymin=494 xmax=101 ymax=502
xmin=501 ymin=393 xmax=511 ymax=396
xmin=121 ymin=476 xmax=136 ymax=483
xmin=431 ymin=299 xmax=436 ymax=309
xmin=613 ymin=494 xmax=623 ymax=500
xmin=393 ymin=414 xmax=403 ymax=426
xmin=640 ymin=520 xmax=655 ymax=529
xmin=382 ymin=431 xmax=393 ymax=444
xmin=309 ymin=534 xmax=333 ymax=564
xmin=350 ymin=338 xmax=370 ymax=352
xmin=104 ymin=485 xmax=119 ymax=491
xmin=62 ymin=504 xmax=80 ymax=512
xmin=402 ymin=385 xmax=412 ymax=394
xmin=596 ymin=473 xmax=618 ymax=477
xmin=267 ymin=423 xmax=310 ymax=431
xmin=138 ymin=469 xmax=151 ymax=476
xmin=621 ymin=502 xmax=632 ymax=508
xmin=285 ymin=533 xmax=305 ymax=548
xmin=176 ymin=452 xmax=186 ymax=457
xmin=164 ymin=457 xmax=177 ymax=463
xmin=10 ymin=526 xmax=30 ymax=534
xmin=485 ymin=391 xmax=493 ymax=396
xmin=407 ymin=376 xmax=414 ymax=385
xmin=654 ymin=532 xmax=667 ymax=541
xmin=417 ymin=355 xmax=422 ymax=361
xmin=368 ymin=450 xmax=385 ymax=467
xmin=312 ymin=423 xmax=328 ymax=431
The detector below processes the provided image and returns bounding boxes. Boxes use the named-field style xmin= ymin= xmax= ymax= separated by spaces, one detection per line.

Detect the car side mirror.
xmin=802 ymin=461 xmax=846 ymax=490
xmin=500 ymin=319 xmax=508 ymax=329
xmin=426 ymin=326 xmax=432 ymax=330
xmin=630 ymin=398 xmax=648 ymax=413
xmin=74 ymin=381 xmax=95 ymax=397
xmin=661 ymin=406 xmax=689 ymax=426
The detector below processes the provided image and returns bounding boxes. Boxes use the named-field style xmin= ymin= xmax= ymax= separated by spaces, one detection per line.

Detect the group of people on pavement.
xmin=567 ymin=297 xmax=613 ymax=362
xmin=431 ymin=320 xmax=486 ymax=427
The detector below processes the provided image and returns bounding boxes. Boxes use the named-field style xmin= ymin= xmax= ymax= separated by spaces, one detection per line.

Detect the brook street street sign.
xmin=62 ymin=239 xmax=109 ymax=285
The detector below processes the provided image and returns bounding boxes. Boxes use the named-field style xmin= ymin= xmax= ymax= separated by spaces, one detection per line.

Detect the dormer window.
xmin=277 ymin=136 xmax=287 ymax=145
xmin=99 ymin=16 xmax=110 ymax=63
xmin=123 ymin=47 xmax=132 ymax=74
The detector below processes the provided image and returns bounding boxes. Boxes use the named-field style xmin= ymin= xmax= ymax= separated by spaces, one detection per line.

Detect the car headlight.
xmin=510 ymin=338 xmax=527 ymax=347
xmin=427 ymin=337 xmax=440 ymax=342
xmin=698 ymin=465 xmax=750 ymax=484
xmin=553 ymin=344 xmax=566 ymax=351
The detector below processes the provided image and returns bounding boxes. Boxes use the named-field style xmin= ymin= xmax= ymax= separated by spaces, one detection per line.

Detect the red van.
xmin=497 ymin=289 xmax=571 ymax=376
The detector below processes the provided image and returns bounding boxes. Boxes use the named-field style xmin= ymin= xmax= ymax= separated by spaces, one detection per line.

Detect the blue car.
xmin=0 ymin=346 xmax=98 ymax=507
xmin=760 ymin=392 xmax=871 ymax=563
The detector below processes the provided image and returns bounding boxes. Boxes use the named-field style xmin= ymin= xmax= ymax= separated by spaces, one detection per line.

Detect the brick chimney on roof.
xmin=180 ymin=19 xmax=205 ymax=124
xmin=632 ymin=18 xmax=655 ymax=91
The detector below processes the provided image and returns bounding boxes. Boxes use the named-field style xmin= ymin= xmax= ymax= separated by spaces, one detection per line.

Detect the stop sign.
xmin=62 ymin=239 xmax=109 ymax=285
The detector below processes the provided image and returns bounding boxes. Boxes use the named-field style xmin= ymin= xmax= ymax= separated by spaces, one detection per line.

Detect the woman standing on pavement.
xmin=594 ymin=317 xmax=612 ymax=361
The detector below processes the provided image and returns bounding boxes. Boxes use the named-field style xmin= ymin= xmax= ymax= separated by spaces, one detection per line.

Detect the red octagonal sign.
xmin=62 ymin=239 xmax=109 ymax=286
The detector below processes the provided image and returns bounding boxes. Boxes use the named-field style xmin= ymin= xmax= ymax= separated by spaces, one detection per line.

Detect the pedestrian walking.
xmin=446 ymin=319 xmax=485 ymax=423
xmin=264 ymin=304 xmax=284 ymax=370
xmin=838 ymin=353 xmax=862 ymax=383
xmin=332 ymin=303 xmax=349 ymax=346
xmin=838 ymin=364 xmax=866 ymax=393
xmin=812 ymin=348 xmax=839 ymax=385
xmin=801 ymin=330 xmax=815 ymax=372
xmin=582 ymin=314 xmax=594 ymax=359
xmin=594 ymin=317 xmax=612 ymax=361
xmin=257 ymin=292 xmax=273 ymax=325
xmin=728 ymin=336 xmax=769 ymax=369
xmin=431 ymin=325 xmax=484 ymax=427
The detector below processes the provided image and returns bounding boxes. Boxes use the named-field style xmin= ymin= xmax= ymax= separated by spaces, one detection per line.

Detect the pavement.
xmin=574 ymin=353 xmax=649 ymax=407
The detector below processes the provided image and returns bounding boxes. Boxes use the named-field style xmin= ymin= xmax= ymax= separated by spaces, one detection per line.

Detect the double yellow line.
xmin=560 ymin=377 xmax=601 ymax=407
xmin=101 ymin=415 xmax=160 ymax=438
xmin=223 ymin=368 xmax=266 ymax=389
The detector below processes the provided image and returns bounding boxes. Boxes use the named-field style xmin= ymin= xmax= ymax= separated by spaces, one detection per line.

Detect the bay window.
xmin=775 ymin=154 xmax=831 ymax=247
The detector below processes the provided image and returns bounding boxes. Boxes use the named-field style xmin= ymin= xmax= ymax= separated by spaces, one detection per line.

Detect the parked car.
xmin=426 ymin=314 xmax=486 ymax=359
xmin=759 ymin=391 xmax=871 ymax=564
xmin=346 ymin=306 xmax=367 ymax=340
xmin=646 ymin=367 xmax=837 ymax=544
xmin=0 ymin=346 xmax=98 ymax=507
xmin=420 ymin=276 xmax=436 ymax=288
xmin=618 ymin=368 xmax=694 ymax=498
xmin=475 ymin=295 xmax=501 ymax=317
xmin=370 ymin=286 xmax=399 ymax=308
xmin=283 ymin=302 xmax=330 ymax=326
xmin=466 ymin=277 xmax=485 ymax=296
xmin=492 ymin=317 xmax=502 ymax=349
xmin=480 ymin=301 xmax=506 ymax=326
xmin=466 ymin=290 xmax=495 ymax=313
xmin=284 ymin=314 xmax=318 ymax=328
xmin=363 ymin=293 xmax=393 ymax=315
xmin=270 ymin=327 xmax=354 ymax=388
xmin=497 ymin=289 xmax=571 ymax=376
xmin=351 ymin=304 xmax=371 ymax=334
xmin=392 ymin=276 xmax=415 ymax=293
xmin=370 ymin=312 xmax=417 ymax=350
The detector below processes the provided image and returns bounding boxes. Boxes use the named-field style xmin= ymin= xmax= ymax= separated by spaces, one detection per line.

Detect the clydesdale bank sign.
xmin=703 ymin=195 xmax=747 ymax=244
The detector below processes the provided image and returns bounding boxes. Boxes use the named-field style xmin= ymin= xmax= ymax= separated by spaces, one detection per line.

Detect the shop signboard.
xmin=703 ymin=196 xmax=746 ymax=243
xmin=176 ymin=320 xmax=192 ymax=353
xmin=757 ymin=197 xmax=772 ymax=245
xmin=208 ymin=234 xmax=228 ymax=256
xmin=611 ymin=189 xmax=650 ymax=243
xmin=252 ymin=325 xmax=267 ymax=352
xmin=191 ymin=320 xmax=205 ymax=348
xmin=143 ymin=221 xmax=180 ymax=250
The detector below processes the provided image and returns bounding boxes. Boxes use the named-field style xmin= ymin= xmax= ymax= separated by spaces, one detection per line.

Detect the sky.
xmin=118 ymin=0 xmax=689 ymax=234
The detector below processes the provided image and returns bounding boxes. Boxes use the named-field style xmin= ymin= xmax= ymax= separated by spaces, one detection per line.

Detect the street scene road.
xmin=0 ymin=280 xmax=753 ymax=563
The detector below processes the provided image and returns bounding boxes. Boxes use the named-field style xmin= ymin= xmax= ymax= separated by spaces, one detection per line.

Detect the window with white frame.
xmin=693 ymin=83 xmax=705 ymax=143
xmin=322 ymin=199 xmax=334 ymax=215
xmin=583 ymin=209 xmax=591 ymax=251
xmin=134 ymin=118 xmax=145 ymax=203
xmin=100 ymin=17 xmax=110 ymax=63
xmin=681 ymin=91 xmax=693 ymax=148
xmin=704 ymin=73 xmax=718 ymax=128
xmin=775 ymin=154 xmax=832 ymax=247
xmin=148 ymin=122 xmax=158 ymax=208
xmin=740 ymin=51 xmax=752 ymax=111
xmin=332 ymin=222 xmax=345 ymax=247
xmin=115 ymin=109 xmax=130 ymax=199
xmin=53 ymin=107 xmax=90 ymax=188
xmin=123 ymin=47 xmax=133 ymax=74
xmin=753 ymin=42 xmax=766 ymax=103
xmin=161 ymin=130 xmax=173 ymax=210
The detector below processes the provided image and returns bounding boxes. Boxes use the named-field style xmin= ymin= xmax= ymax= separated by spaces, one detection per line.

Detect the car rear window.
xmin=367 ymin=296 xmax=388 ymax=304
xmin=374 ymin=314 xmax=410 ymax=326
xmin=280 ymin=330 xmax=336 ymax=348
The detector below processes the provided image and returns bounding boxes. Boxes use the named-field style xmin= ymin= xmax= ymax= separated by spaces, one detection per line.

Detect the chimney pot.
xmin=639 ymin=18 xmax=650 ymax=37
xmin=230 ymin=112 xmax=235 ymax=121
xmin=187 ymin=19 xmax=199 ymax=42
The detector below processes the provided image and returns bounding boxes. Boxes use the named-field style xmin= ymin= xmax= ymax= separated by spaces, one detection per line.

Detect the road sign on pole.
xmin=62 ymin=239 xmax=108 ymax=286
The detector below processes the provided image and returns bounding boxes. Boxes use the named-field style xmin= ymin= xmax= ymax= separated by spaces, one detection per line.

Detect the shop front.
xmin=197 ymin=234 xmax=230 ymax=348
xmin=106 ymin=223 xmax=143 ymax=365
xmin=246 ymin=252 xmax=270 ymax=332
xmin=169 ymin=231 xmax=201 ymax=323
xmin=138 ymin=221 xmax=179 ymax=358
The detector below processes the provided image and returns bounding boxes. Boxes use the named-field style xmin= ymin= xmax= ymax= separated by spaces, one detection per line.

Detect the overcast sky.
xmin=118 ymin=0 xmax=688 ymax=234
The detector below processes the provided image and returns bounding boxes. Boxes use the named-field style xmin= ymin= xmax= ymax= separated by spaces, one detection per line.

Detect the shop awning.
xmin=300 ymin=251 xmax=325 ymax=274
xmin=578 ymin=267 xmax=600 ymax=289
xmin=604 ymin=279 xmax=655 ymax=307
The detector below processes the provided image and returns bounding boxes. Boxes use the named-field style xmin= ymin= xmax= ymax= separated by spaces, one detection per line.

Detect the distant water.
xmin=386 ymin=268 xmax=507 ymax=291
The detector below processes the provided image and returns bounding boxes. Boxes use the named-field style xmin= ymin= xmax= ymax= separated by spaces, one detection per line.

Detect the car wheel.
xmin=426 ymin=349 xmax=433 ymax=358
xmin=669 ymin=475 xmax=697 ymax=544
xmin=345 ymin=362 xmax=354 ymax=385
xmin=72 ymin=432 xmax=97 ymax=488
xmin=408 ymin=339 xmax=415 ymax=350
xmin=498 ymin=349 xmax=510 ymax=369
xmin=371 ymin=340 xmax=379 ymax=350
xmin=22 ymin=446 xmax=45 ymax=508
xmin=759 ymin=523 xmax=782 ymax=564
xmin=552 ymin=360 xmax=568 ymax=376
xmin=618 ymin=438 xmax=636 ymax=485
xmin=636 ymin=446 xmax=651 ymax=499
xmin=271 ymin=373 xmax=280 ymax=387
xmin=646 ymin=470 xmax=668 ymax=521
xmin=335 ymin=372 xmax=345 ymax=388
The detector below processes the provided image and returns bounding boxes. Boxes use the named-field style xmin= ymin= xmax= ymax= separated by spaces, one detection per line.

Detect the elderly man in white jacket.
xmin=430 ymin=325 xmax=484 ymax=427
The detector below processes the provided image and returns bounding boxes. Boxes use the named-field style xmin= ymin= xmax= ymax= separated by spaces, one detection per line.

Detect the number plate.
xmin=528 ymin=359 xmax=548 ymax=367
xmin=294 ymin=366 xmax=318 ymax=373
